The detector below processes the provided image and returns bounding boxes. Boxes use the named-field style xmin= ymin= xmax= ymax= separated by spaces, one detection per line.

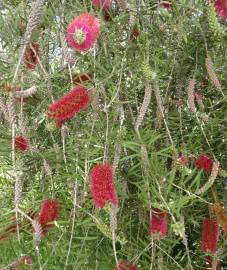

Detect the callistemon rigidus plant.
xmin=0 ymin=0 xmax=226 ymax=269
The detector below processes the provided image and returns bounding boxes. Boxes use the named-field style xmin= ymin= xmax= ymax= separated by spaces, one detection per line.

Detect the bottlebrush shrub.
xmin=1 ymin=0 xmax=227 ymax=269
xmin=201 ymin=218 xmax=219 ymax=254
xmin=92 ymin=0 xmax=111 ymax=10
xmin=66 ymin=13 xmax=100 ymax=52
xmin=90 ymin=163 xmax=118 ymax=208
xmin=47 ymin=86 xmax=91 ymax=122
xmin=14 ymin=136 xmax=29 ymax=152
xmin=114 ymin=260 xmax=138 ymax=270
xmin=195 ymin=155 xmax=214 ymax=173
xmin=214 ymin=0 xmax=227 ymax=18
xmin=24 ymin=42 xmax=39 ymax=70
xmin=150 ymin=208 xmax=168 ymax=239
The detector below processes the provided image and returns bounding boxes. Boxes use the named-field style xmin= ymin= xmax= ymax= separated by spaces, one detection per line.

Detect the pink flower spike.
xmin=214 ymin=0 xmax=227 ymax=18
xmin=150 ymin=208 xmax=168 ymax=239
xmin=66 ymin=13 xmax=100 ymax=52
xmin=90 ymin=163 xmax=118 ymax=208
xmin=92 ymin=0 xmax=111 ymax=10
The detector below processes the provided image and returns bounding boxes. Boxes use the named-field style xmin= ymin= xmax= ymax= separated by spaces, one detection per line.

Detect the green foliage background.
xmin=0 ymin=0 xmax=226 ymax=269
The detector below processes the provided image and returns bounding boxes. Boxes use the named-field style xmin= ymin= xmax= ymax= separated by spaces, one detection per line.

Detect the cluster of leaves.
xmin=0 ymin=0 xmax=226 ymax=269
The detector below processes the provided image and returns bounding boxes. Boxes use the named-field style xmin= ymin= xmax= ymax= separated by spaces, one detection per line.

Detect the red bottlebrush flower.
xmin=92 ymin=0 xmax=111 ymax=10
xmin=159 ymin=1 xmax=172 ymax=9
xmin=205 ymin=256 xmax=221 ymax=270
xmin=90 ymin=163 xmax=118 ymax=208
xmin=195 ymin=155 xmax=213 ymax=173
xmin=201 ymin=218 xmax=219 ymax=254
xmin=66 ymin=13 xmax=100 ymax=52
xmin=130 ymin=28 xmax=140 ymax=42
xmin=150 ymin=208 xmax=168 ymax=239
xmin=178 ymin=155 xmax=189 ymax=166
xmin=38 ymin=199 xmax=60 ymax=225
xmin=114 ymin=261 xmax=138 ymax=270
xmin=73 ymin=73 xmax=93 ymax=85
xmin=214 ymin=0 xmax=227 ymax=18
xmin=14 ymin=136 xmax=30 ymax=152
xmin=24 ymin=42 xmax=39 ymax=69
xmin=47 ymin=86 xmax=91 ymax=122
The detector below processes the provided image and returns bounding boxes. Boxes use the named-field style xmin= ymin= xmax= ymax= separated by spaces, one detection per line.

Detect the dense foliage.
xmin=0 ymin=0 xmax=226 ymax=269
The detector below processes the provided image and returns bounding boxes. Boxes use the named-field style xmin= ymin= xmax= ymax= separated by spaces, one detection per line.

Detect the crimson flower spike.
xmin=14 ymin=136 xmax=30 ymax=152
xmin=201 ymin=218 xmax=219 ymax=254
xmin=114 ymin=260 xmax=138 ymax=270
xmin=38 ymin=199 xmax=60 ymax=225
xmin=214 ymin=0 xmax=227 ymax=18
xmin=90 ymin=163 xmax=118 ymax=208
xmin=150 ymin=208 xmax=168 ymax=239
xmin=195 ymin=155 xmax=214 ymax=173
xmin=47 ymin=86 xmax=91 ymax=122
